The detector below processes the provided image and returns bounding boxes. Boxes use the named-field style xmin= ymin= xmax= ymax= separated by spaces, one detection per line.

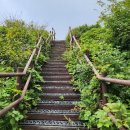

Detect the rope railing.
xmin=69 ymin=27 xmax=128 ymax=130
xmin=0 ymin=28 xmax=55 ymax=116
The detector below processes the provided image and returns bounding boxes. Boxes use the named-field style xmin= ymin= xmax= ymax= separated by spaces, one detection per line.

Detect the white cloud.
xmin=0 ymin=0 xmax=104 ymax=39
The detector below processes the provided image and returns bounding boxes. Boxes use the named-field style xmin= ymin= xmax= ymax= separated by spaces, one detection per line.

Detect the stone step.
xmin=40 ymin=93 xmax=80 ymax=101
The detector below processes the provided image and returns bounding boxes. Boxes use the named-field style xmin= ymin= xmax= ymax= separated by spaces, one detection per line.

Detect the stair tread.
xmin=44 ymin=81 xmax=70 ymax=83
xmin=20 ymin=120 xmax=83 ymax=127
xmin=43 ymin=86 xmax=73 ymax=89
xmin=42 ymin=72 xmax=69 ymax=74
xmin=39 ymin=93 xmax=80 ymax=96
xmin=43 ymin=76 xmax=71 ymax=78
xmin=39 ymin=100 xmax=79 ymax=105
xmin=28 ymin=109 xmax=79 ymax=114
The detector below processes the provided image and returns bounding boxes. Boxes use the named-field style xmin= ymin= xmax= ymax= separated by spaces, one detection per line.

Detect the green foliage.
xmin=92 ymin=102 xmax=130 ymax=129
xmin=0 ymin=19 xmax=49 ymax=69
xmin=59 ymin=95 xmax=65 ymax=100
xmin=0 ymin=19 xmax=50 ymax=129
xmin=99 ymin=0 xmax=130 ymax=51
xmin=64 ymin=21 xmax=130 ymax=129
xmin=66 ymin=24 xmax=100 ymax=44
xmin=0 ymin=109 xmax=23 ymax=130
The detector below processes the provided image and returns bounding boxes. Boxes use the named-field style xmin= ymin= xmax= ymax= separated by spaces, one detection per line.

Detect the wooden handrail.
xmin=0 ymin=29 xmax=55 ymax=116
xmin=69 ymin=27 xmax=127 ymax=130
xmin=69 ymin=28 xmax=130 ymax=86
xmin=23 ymin=36 xmax=42 ymax=73
xmin=0 ymin=32 xmax=54 ymax=78
xmin=0 ymin=74 xmax=31 ymax=116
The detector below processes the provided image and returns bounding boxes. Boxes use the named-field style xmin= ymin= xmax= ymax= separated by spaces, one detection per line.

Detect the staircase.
xmin=20 ymin=41 xmax=86 ymax=130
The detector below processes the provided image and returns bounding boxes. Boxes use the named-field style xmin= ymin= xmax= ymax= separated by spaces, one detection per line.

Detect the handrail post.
xmin=16 ymin=67 xmax=24 ymax=90
xmin=85 ymin=49 xmax=90 ymax=59
xmin=101 ymin=73 xmax=108 ymax=105
xmin=52 ymin=31 xmax=54 ymax=41
xmin=54 ymin=31 xmax=56 ymax=40
xmin=69 ymin=27 xmax=72 ymax=46
xmin=50 ymin=31 xmax=52 ymax=41
xmin=52 ymin=29 xmax=54 ymax=41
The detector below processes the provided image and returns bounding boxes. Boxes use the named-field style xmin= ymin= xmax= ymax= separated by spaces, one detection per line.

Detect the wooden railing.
xmin=0 ymin=28 xmax=55 ymax=116
xmin=69 ymin=27 xmax=129 ymax=130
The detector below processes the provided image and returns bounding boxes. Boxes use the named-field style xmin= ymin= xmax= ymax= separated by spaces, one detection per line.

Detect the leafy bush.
xmin=66 ymin=24 xmax=100 ymax=44
xmin=0 ymin=19 xmax=51 ymax=129
xmin=99 ymin=0 xmax=130 ymax=51
xmin=0 ymin=19 xmax=48 ymax=69
xmin=64 ymin=25 xmax=130 ymax=129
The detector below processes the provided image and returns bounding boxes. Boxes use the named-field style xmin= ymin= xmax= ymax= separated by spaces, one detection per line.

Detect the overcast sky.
xmin=0 ymin=0 xmax=106 ymax=39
